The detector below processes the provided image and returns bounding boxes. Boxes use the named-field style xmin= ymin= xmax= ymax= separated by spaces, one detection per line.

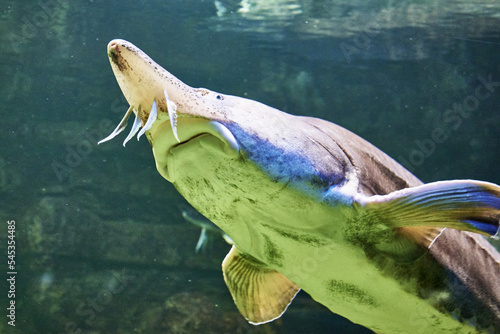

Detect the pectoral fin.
xmin=222 ymin=246 xmax=300 ymax=324
xmin=358 ymin=180 xmax=500 ymax=244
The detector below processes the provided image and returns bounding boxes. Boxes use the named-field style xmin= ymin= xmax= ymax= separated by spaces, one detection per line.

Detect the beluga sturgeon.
xmin=99 ymin=39 xmax=500 ymax=333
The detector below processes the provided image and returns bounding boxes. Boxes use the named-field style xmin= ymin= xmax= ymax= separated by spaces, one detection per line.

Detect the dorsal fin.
xmin=222 ymin=246 xmax=300 ymax=324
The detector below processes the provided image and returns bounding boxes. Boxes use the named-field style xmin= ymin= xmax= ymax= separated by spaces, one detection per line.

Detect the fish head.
xmin=108 ymin=39 xmax=244 ymax=124
xmin=107 ymin=39 xmax=247 ymax=180
xmin=105 ymin=39 xmax=354 ymax=249
xmin=107 ymin=39 xmax=344 ymax=187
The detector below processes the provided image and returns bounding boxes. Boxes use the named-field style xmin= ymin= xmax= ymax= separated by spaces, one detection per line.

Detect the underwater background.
xmin=1 ymin=0 xmax=500 ymax=333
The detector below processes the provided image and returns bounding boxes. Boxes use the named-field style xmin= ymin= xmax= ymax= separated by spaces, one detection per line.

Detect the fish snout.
xmin=108 ymin=40 xmax=120 ymax=53
xmin=107 ymin=39 xmax=126 ymax=69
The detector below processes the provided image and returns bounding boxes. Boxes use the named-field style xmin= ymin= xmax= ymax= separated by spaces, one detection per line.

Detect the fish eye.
xmin=216 ymin=94 xmax=224 ymax=100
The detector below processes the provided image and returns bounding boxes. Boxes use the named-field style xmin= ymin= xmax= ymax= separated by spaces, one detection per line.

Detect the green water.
xmin=0 ymin=0 xmax=499 ymax=333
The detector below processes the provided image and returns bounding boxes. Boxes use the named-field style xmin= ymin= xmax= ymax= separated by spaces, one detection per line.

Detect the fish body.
xmin=100 ymin=39 xmax=500 ymax=333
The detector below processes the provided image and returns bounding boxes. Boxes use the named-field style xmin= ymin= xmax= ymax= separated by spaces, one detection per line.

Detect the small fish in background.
xmin=178 ymin=203 xmax=233 ymax=253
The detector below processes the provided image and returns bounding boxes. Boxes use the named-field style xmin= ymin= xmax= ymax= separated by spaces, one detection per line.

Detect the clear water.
xmin=1 ymin=0 xmax=499 ymax=333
